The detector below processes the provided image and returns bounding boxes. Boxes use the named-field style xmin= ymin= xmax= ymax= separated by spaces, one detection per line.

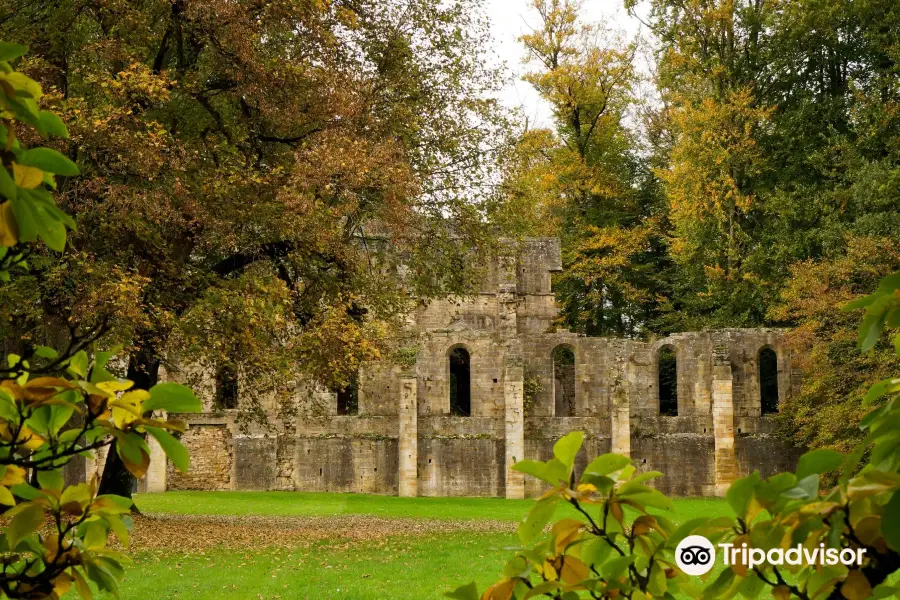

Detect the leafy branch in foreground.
xmin=0 ymin=42 xmax=202 ymax=599
xmin=450 ymin=269 xmax=900 ymax=600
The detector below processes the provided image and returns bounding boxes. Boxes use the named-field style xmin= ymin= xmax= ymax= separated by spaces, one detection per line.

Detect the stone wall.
xmin=158 ymin=238 xmax=803 ymax=498
xmin=168 ymin=421 xmax=233 ymax=491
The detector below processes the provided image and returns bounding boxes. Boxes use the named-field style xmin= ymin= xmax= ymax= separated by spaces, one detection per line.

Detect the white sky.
xmin=483 ymin=0 xmax=647 ymax=129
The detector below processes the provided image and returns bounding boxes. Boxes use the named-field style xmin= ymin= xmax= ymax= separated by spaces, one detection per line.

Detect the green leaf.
xmin=863 ymin=378 xmax=900 ymax=406
xmin=783 ymin=474 xmax=819 ymax=500
xmin=37 ymin=468 xmax=63 ymax=491
xmin=737 ymin=570 xmax=765 ymax=598
xmin=669 ymin=517 xmax=709 ymax=548
xmin=726 ymin=472 xmax=760 ymax=519
xmin=624 ymin=490 xmax=674 ymax=511
xmin=0 ymin=42 xmax=27 ymax=62
xmin=90 ymin=346 xmax=122 ymax=383
xmin=445 ymin=582 xmax=479 ymax=600
xmin=83 ymin=521 xmax=108 ymax=549
xmin=872 ymin=584 xmax=900 ymax=599
xmin=59 ymin=482 xmax=92 ymax=508
xmin=582 ymin=453 xmax=630 ymax=478
xmin=85 ymin=557 xmax=119 ymax=594
xmin=67 ymin=350 xmax=88 ymax=378
xmin=9 ymin=194 xmax=37 ymax=242
xmin=37 ymin=111 xmax=68 ymax=139
xmin=553 ymin=431 xmax=584 ymax=471
xmin=0 ymin=166 xmax=15 ymax=202
xmin=145 ymin=425 xmax=190 ymax=472
xmin=108 ymin=515 xmax=131 ymax=547
xmin=511 ymin=457 xmax=568 ymax=486
xmin=882 ymin=492 xmax=900 ymax=551
xmin=10 ymin=189 xmax=67 ymax=251
xmin=581 ymin=536 xmax=615 ymax=566
xmin=796 ymin=449 xmax=843 ymax=480
xmin=143 ymin=382 xmax=202 ymax=413
xmin=630 ymin=470 xmax=664 ymax=485
xmin=7 ymin=503 xmax=44 ymax=548
xmin=601 ymin=555 xmax=634 ymax=580
xmin=858 ymin=295 xmax=893 ymax=352
xmin=18 ymin=147 xmax=78 ymax=176
xmin=703 ymin=568 xmax=736 ymax=599
xmin=33 ymin=345 xmax=58 ymax=359
xmin=27 ymin=403 xmax=75 ymax=437
xmin=517 ymin=496 xmax=558 ymax=544
xmin=10 ymin=483 xmax=46 ymax=500
xmin=104 ymin=493 xmax=135 ymax=509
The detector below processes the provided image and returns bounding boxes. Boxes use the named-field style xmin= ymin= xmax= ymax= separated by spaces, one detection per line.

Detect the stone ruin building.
xmin=135 ymin=238 xmax=802 ymax=498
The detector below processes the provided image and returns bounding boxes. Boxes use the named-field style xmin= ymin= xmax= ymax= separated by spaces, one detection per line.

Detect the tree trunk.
xmin=97 ymin=336 xmax=160 ymax=505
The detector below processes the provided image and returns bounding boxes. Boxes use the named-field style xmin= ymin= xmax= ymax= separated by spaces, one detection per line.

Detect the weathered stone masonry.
xmin=155 ymin=238 xmax=802 ymax=497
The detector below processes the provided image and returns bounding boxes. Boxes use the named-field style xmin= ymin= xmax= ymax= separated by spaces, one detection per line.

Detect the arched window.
xmin=215 ymin=364 xmax=238 ymax=409
xmin=759 ymin=347 xmax=779 ymax=415
xmin=336 ymin=373 xmax=359 ymax=415
xmin=552 ymin=345 xmax=576 ymax=417
xmin=658 ymin=347 xmax=678 ymax=416
xmin=449 ymin=347 xmax=471 ymax=416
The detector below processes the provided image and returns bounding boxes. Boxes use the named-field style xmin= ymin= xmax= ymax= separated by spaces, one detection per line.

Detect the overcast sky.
xmin=483 ymin=0 xmax=646 ymax=128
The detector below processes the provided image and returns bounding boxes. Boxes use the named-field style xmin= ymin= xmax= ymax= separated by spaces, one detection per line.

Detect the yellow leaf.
xmin=552 ymin=518 xmax=585 ymax=553
xmin=632 ymin=515 xmax=657 ymax=537
xmin=12 ymin=163 xmax=44 ymax=189
xmin=559 ymin=556 xmax=589 ymax=585
xmin=52 ymin=572 xmax=73 ymax=597
xmin=482 ymin=579 xmax=516 ymax=600
xmin=773 ymin=585 xmax=791 ymax=600
xmin=1 ymin=423 xmax=47 ymax=450
xmin=0 ymin=465 xmax=26 ymax=486
xmin=840 ymin=570 xmax=872 ymax=600
xmin=540 ymin=560 xmax=558 ymax=581
xmin=111 ymin=389 xmax=149 ymax=429
xmin=97 ymin=380 xmax=134 ymax=394
xmin=119 ymin=445 xmax=151 ymax=478
xmin=610 ymin=501 xmax=624 ymax=524
xmin=72 ymin=568 xmax=93 ymax=600
xmin=0 ymin=485 xmax=15 ymax=505
xmin=0 ymin=201 xmax=17 ymax=247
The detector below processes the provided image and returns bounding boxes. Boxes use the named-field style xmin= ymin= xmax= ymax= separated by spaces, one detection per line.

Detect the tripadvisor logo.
xmin=675 ymin=535 xmax=867 ymax=577
xmin=676 ymin=535 xmax=716 ymax=575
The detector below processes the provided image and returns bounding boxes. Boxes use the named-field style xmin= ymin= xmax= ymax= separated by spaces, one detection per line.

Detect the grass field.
xmin=109 ymin=492 xmax=729 ymax=600
xmin=133 ymin=490 xmax=728 ymax=521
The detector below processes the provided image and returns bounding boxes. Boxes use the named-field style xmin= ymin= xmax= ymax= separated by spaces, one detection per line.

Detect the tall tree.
xmin=635 ymin=0 xmax=900 ymax=329
xmin=499 ymin=0 xmax=670 ymax=337
xmin=0 ymin=0 xmax=512 ymax=496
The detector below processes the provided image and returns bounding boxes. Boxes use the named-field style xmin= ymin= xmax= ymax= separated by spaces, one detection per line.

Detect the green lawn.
xmin=133 ymin=490 xmax=728 ymax=522
xmin=115 ymin=492 xmax=730 ymax=600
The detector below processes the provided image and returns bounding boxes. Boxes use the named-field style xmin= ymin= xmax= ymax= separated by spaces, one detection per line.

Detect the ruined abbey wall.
xmin=156 ymin=238 xmax=803 ymax=497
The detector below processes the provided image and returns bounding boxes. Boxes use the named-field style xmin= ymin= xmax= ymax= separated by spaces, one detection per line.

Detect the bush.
xmin=450 ymin=270 xmax=900 ymax=600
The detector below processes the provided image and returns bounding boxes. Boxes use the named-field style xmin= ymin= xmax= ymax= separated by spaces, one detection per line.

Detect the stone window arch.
xmin=215 ymin=364 xmax=238 ymax=409
xmin=658 ymin=345 xmax=678 ymax=416
xmin=552 ymin=345 xmax=576 ymax=417
xmin=759 ymin=346 xmax=779 ymax=415
xmin=335 ymin=372 xmax=359 ymax=415
xmin=448 ymin=345 xmax=471 ymax=416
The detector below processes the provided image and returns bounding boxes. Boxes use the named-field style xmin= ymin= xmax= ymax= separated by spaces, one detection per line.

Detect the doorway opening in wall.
xmin=449 ymin=347 xmax=471 ymax=416
xmin=759 ymin=347 xmax=779 ymax=415
xmin=215 ymin=364 xmax=238 ymax=409
xmin=658 ymin=347 xmax=678 ymax=416
xmin=552 ymin=345 xmax=575 ymax=417
xmin=336 ymin=373 xmax=359 ymax=415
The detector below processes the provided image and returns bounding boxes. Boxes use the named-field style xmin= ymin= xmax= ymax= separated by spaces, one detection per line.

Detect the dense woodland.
xmin=1 ymin=0 xmax=899 ymax=492
xmin=498 ymin=0 xmax=900 ymax=455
